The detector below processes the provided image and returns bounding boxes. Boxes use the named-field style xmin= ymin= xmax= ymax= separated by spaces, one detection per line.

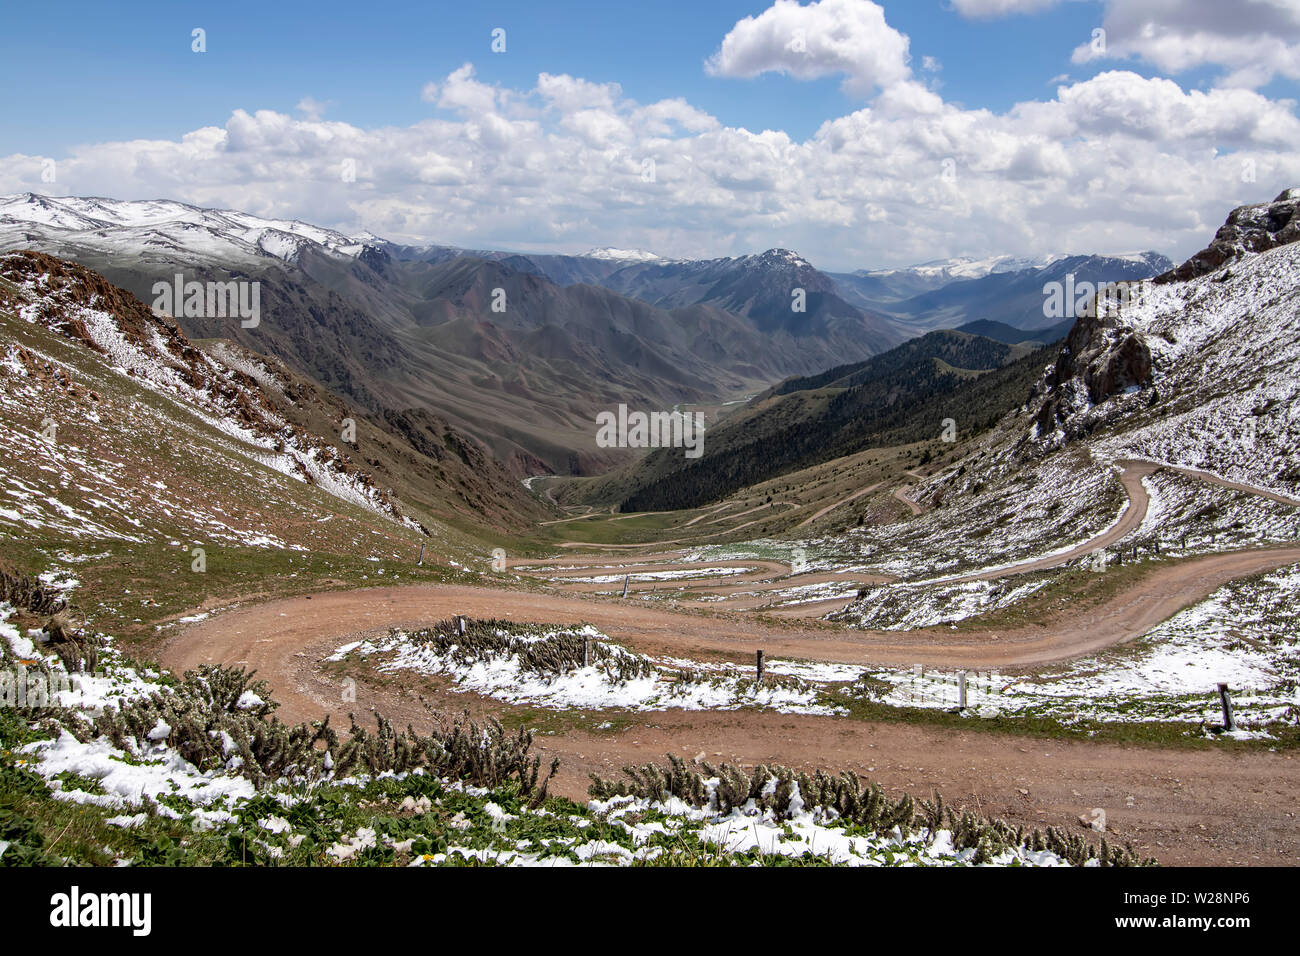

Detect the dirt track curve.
xmin=160 ymin=459 xmax=1300 ymax=865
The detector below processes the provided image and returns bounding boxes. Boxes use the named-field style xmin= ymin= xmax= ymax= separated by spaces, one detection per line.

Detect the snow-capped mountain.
xmin=861 ymin=254 xmax=1068 ymax=283
xmin=1032 ymin=189 xmax=1300 ymax=495
xmin=0 ymin=193 xmax=374 ymax=267
xmin=860 ymin=251 xmax=1168 ymax=284
xmin=830 ymin=250 xmax=1175 ymax=331
xmin=582 ymin=247 xmax=666 ymax=262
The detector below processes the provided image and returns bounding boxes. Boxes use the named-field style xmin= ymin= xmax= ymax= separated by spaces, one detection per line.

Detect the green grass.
xmin=820 ymin=684 xmax=1300 ymax=751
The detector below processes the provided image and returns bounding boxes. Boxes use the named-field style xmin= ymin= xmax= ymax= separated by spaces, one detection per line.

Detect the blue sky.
xmin=9 ymin=0 xmax=1280 ymax=151
xmin=2 ymin=0 xmax=1299 ymax=269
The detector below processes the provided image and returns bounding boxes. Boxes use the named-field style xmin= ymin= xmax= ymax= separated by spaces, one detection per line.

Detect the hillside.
xmin=1 ymin=195 xmax=905 ymax=476
xmin=0 ymin=251 xmax=565 ymax=644
xmin=1029 ymin=189 xmax=1300 ymax=493
xmin=603 ymin=330 xmax=1057 ymax=511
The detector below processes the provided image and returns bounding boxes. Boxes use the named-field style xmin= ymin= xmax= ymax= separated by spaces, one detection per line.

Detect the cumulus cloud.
xmin=953 ymin=0 xmax=1300 ymax=89
xmin=1072 ymin=0 xmax=1300 ymax=89
xmin=705 ymin=0 xmax=913 ymax=95
xmin=3 ymin=4 xmax=1299 ymax=270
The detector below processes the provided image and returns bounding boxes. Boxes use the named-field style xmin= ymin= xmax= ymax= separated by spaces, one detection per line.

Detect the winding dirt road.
xmin=160 ymin=575 xmax=1300 ymax=866
xmin=159 ymin=457 xmax=1300 ymax=866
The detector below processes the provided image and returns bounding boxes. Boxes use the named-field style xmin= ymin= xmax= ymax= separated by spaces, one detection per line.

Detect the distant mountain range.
xmin=0 ymin=192 xmax=1172 ymax=476
xmin=828 ymin=251 xmax=1173 ymax=331
xmin=0 ymin=194 xmax=905 ymax=474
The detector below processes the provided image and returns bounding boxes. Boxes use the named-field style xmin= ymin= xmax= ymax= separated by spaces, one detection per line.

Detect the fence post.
xmin=456 ymin=615 xmax=466 ymax=636
xmin=583 ymin=636 xmax=590 ymax=668
xmin=1217 ymin=683 xmax=1236 ymax=732
xmin=621 ymin=574 xmax=630 ymax=598
xmin=417 ymin=544 xmax=424 ymax=565
xmin=756 ymin=649 xmax=764 ymax=684
xmin=958 ymin=670 xmax=968 ymax=710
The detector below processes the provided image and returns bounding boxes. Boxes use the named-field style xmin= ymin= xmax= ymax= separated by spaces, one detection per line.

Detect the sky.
xmin=2 ymin=0 xmax=1299 ymax=270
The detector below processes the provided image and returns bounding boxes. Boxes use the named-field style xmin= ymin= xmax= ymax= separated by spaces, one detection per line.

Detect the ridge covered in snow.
xmin=581 ymin=247 xmax=665 ymax=262
xmin=862 ymin=251 xmax=1168 ymax=283
xmin=0 ymin=192 xmax=377 ymax=267
xmin=1031 ymin=190 xmax=1300 ymax=497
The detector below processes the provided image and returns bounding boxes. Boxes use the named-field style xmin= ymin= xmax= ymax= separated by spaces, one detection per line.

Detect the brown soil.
xmin=157 ymin=458 xmax=1300 ymax=867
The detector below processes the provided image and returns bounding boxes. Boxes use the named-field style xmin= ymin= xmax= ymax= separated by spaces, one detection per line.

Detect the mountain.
xmin=953 ymin=318 xmax=1074 ymax=345
xmin=828 ymin=254 xmax=1067 ymax=309
xmin=594 ymin=328 xmax=1054 ymax=512
xmin=1028 ymin=188 xmax=1300 ymax=495
xmin=591 ymin=248 xmax=909 ymax=347
xmin=0 ymin=250 xmax=553 ymax=544
xmin=583 ymin=247 xmax=667 ymax=262
xmin=829 ymin=252 xmax=1173 ymax=331
xmin=0 ymin=194 xmax=905 ymax=476
xmin=0 ymin=192 xmax=375 ymax=267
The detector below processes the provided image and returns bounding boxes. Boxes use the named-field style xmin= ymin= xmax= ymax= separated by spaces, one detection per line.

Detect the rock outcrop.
xmin=1156 ymin=188 xmax=1300 ymax=284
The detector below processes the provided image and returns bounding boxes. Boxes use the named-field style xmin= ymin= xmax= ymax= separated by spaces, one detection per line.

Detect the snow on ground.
xmin=0 ymin=306 xmax=420 ymax=554
xmin=857 ymin=564 xmax=1300 ymax=735
xmin=1083 ymin=241 xmax=1300 ymax=497
xmin=333 ymin=626 xmax=843 ymax=716
xmin=836 ymin=576 xmax=1054 ymax=630
xmin=3 ymin=600 xmax=1074 ymax=866
xmin=563 ymin=566 xmax=757 ymax=585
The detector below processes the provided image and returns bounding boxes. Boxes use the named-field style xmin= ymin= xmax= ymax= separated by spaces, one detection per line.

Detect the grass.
xmin=820 ymin=683 xmax=1300 ymax=751
xmin=3 ymin=534 xmax=481 ymax=651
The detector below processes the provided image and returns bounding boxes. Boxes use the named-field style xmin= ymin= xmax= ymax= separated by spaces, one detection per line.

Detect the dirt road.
xmin=160 ymin=581 xmax=1300 ymax=866
xmin=159 ymin=457 xmax=1300 ymax=866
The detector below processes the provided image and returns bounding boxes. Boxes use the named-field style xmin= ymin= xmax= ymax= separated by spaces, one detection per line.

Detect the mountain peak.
xmin=1158 ymin=187 xmax=1300 ymax=283
xmin=582 ymin=247 xmax=664 ymax=262
xmin=755 ymin=248 xmax=811 ymax=266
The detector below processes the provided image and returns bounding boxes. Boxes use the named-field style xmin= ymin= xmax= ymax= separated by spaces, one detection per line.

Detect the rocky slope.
xmin=0 ymin=251 xmax=551 ymax=551
xmin=1017 ymin=189 xmax=1300 ymax=496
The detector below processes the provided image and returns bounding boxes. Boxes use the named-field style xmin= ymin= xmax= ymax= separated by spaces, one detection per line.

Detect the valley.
xmin=3 ymin=188 xmax=1299 ymax=870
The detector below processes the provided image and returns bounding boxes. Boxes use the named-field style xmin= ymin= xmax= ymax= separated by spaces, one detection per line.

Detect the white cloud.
xmin=953 ymin=0 xmax=1300 ymax=89
xmin=1072 ymin=0 xmax=1300 ymax=89
xmin=3 ymin=5 xmax=1299 ymax=271
xmin=705 ymin=0 xmax=913 ymax=95
xmin=421 ymin=63 xmax=500 ymax=114
xmin=295 ymin=96 xmax=331 ymax=120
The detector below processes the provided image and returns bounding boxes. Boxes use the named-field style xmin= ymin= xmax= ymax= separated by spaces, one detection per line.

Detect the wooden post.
xmin=1217 ymin=683 xmax=1236 ymax=732
xmin=456 ymin=615 xmax=466 ymax=636
xmin=583 ymin=637 xmax=590 ymax=668
xmin=417 ymin=544 xmax=424 ymax=565
xmin=756 ymin=649 xmax=764 ymax=684
xmin=958 ymin=670 xmax=968 ymax=710
xmin=621 ymin=574 xmax=629 ymax=598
